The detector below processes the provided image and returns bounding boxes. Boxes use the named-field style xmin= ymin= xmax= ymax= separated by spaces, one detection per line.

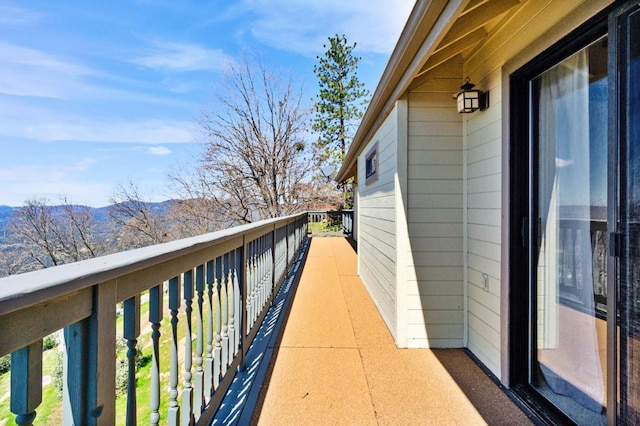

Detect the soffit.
xmin=415 ymin=0 xmax=523 ymax=78
xmin=336 ymin=0 xmax=525 ymax=182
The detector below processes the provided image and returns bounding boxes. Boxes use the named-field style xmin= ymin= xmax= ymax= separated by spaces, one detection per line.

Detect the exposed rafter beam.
xmin=463 ymin=0 xmax=492 ymax=14
xmin=439 ymin=0 xmax=519 ymax=48
xmin=417 ymin=28 xmax=487 ymax=77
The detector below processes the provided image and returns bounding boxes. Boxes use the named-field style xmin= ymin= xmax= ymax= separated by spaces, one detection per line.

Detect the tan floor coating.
xmin=252 ymin=237 xmax=533 ymax=425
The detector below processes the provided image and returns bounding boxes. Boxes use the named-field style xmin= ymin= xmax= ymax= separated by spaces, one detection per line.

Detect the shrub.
xmin=52 ymin=348 xmax=64 ymax=400
xmin=0 ymin=353 xmax=10 ymax=375
xmin=43 ymin=334 xmax=59 ymax=351
xmin=115 ymin=359 xmax=129 ymax=396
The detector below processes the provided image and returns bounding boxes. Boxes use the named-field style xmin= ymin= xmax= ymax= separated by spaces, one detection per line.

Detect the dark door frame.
xmin=508 ymin=5 xmax=616 ymax=425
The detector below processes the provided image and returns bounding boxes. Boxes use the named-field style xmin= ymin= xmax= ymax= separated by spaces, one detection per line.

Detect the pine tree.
xmin=313 ymin=34 xmax=370 ymax=169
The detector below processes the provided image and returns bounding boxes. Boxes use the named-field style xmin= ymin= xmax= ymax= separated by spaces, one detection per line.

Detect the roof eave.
xmin=336 ymin=0 xmax=467 ymax=183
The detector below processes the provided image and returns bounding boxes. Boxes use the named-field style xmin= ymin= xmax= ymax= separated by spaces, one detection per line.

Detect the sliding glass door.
xmin=616 ymin=4 xmax=640 ymax=423
xmin=531 ymin=36 xmax=608 ymax=425
xmin=510 ymin=2 xmax=640 ymax=424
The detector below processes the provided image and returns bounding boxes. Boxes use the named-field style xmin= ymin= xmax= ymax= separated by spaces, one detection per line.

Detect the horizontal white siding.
xmin=405 ymin=80 xmax=463 ymax=348
xmin=459 ymin=0 xmax=613 ymax=379
xmin=358 ymin=106 xmax=398 ymax=339
xmin=462 ymin=67 xmax=502 ymax=377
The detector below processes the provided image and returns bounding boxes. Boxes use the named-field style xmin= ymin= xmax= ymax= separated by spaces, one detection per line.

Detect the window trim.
xmin=365 ymin=141 xmax=379 ymax=185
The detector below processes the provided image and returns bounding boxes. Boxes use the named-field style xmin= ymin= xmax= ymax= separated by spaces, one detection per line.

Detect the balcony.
xmin=0 ymin=211 xmax=530 ymax=425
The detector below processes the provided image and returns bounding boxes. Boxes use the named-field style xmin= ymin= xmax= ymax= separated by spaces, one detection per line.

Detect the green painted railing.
xmin=0 ymin=213 xmax=307 ymax=425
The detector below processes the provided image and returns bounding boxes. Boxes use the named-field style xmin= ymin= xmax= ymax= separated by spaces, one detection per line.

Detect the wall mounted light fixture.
xmin=454 ymin=77 xmax=489 ymax=113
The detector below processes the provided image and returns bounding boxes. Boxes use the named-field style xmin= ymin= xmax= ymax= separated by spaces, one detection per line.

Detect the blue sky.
xmin=0 ymin=0 xmax=414 ymax=207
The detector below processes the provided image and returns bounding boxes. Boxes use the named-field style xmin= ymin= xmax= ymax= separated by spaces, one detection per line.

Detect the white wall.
xmin=462 ymin=69 xmax=502 ymax=375
xmin=357 ymin=105 xmax=399 ymax=339
xmin=461 ymin=0 xmax=613 ymax=379
xmin=404 ymin=64 xmax=464 ymax=348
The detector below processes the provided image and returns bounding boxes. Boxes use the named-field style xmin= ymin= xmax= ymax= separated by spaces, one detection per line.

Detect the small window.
xmin=365 ymin=141 xmax=379 ymax=185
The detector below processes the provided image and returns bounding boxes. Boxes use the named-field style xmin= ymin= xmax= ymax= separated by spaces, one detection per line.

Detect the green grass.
xmin=308 ymin=221 xmax=342 ymax=233
xmin=1 ymin=291 xmax=222 ymax=425
xmin=0 ymin=345 xmax=62 ymax=424
xmin=0 ymin=363 xmax=11 ymax=424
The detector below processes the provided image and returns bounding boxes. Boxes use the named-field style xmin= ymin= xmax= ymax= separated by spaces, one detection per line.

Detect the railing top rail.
xmin=0 ymin=212 xmax=307 ymax=317
xmin=307 ymin=209 xmax=353 ymax=213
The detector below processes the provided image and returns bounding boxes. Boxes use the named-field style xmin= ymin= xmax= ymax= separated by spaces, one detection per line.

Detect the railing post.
xmin=149 ymin=284 xmax=163 ymax=426
xmin=194 ymin=264 xmax=205 ymax=417
xmin=167 ymin=276 xmax=181 ymax=426
xmin=10 ymin=340 xmax=42 ymax=426
xmin=227 ymin=268 xmax=236 ymax=366
xmin=246 ymin=239 xmax=254 ymax=334
xmin=86 ymin=280 xmax=117 ymax=425
xmin=182 ymin=269 xmax=195 ymax=426
xmin=63 ymin=320 xmax=89 ymax=425
xmin=220 ymin=259 xmax=229 ymax=376
xmin=214 ymin=258 xmax=223 ymax=389
xmin=240 ymin=236 xmax=248 ymax=370
xmin=271 ymin=224 xmax=276 ymax=305
xmin=286 ymin=221 xmax=291 ymax=264
xmin=123 ymin=295 xmax=140 ymax=426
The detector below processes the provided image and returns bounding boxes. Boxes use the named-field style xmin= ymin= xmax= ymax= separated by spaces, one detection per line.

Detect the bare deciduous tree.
xmin=0 ymin=242 xmax=38 ymax=276
xmin=174 ymin=56 xmax=312 ymax=225
xmin=109 ymin=182 xmax=170 ymax=249
xmin=8 ymin=197 xmax=105 ymax=269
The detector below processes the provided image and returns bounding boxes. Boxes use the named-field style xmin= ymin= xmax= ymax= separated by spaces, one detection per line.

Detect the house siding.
xmin=464 ymin=68 xmax=503 ymax=375
xmin=405 ymin=65 xmax=464 ymax=348
xmin=348 ymin=0 xmax=615 ymax=382
xmin=357 ymin=106 xmax=398 ymax=339
xmin=460 ymin=0 xmax=614 ymax=379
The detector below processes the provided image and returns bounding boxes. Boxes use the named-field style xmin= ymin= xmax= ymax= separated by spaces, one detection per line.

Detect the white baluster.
xmin=194 ymin=265 xmax=205 ymax=417
xmin=205 ymin=261 xmax=214 ymax=398
xmin=123 ymin=295 xmax=140 ymax=426
xmin=182 ymin=270 xmax=195 ymax=426
xmin=220 ymin=272 xmax=228 ymax=376
xmin=11 ymin=341 xmax=42 ymax=426
xmin=167 ymin=276 xmax=181 ymax=426
xmin=214 ymin=276 xmax=222 ymax=388
xmin=149 ymin=285 xmax=163 ymax=426
xmin=227 ymin=269 xmax=236 ymax=363
xmin=233 ymin=268 xmax=241 ymax=356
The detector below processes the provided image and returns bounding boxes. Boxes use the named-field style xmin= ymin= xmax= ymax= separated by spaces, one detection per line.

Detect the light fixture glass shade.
xmin=457 ymin=90 xmax=480 ymax=113
xmin=454 ymin=78 xmax=488 ymax=113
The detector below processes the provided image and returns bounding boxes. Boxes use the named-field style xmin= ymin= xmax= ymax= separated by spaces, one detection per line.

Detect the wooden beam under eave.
xmin=417 ymin=27 xmax=487 ymax=77
xmin=463 ymin=0 xmax=491 ymax=14
xmin=408 ymin=55 xmax=464 ymax=93
xmin=439 ymin=0 xmax=520 ymax=48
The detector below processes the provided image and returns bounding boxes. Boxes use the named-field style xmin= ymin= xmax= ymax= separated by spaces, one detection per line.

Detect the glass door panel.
xmin=533 ymin=36 xmax=608 ymax=425
xmin=618 ymin=6 xmax=640 ymax=422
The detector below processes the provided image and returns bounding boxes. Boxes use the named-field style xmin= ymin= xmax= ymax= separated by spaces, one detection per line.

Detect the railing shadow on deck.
xmin=0 ymin=213 xmax=309 ymax=425
xmin=211 ymin=237 xmax=311 ymax=425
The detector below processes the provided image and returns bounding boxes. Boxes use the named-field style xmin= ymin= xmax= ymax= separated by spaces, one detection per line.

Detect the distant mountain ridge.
xmin=0 ymin=201 xmax=175 ymax=240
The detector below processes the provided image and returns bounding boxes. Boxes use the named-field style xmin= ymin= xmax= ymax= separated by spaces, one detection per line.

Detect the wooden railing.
xmin=557 ymin=219 xmax=607 ymax=319
xmin=0 ymin=213 xmax=308 ymax=425
xmin=307 ymin=210 xmax=353 ymax=236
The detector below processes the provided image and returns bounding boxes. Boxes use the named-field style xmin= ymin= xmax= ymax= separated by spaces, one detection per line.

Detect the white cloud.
xmin=0 ymin=42 xmax=198 ymax=107
xmin=0 ymin=4 xmax=45 ymax=25
xmin=0 ymin=101 xmax=193 ymax=144
xmin=131 ymin=40 xmax=232 ymax=72
xmin=23 ymin=119 xmax=193 ymax=144
xmin=231 ymin=0 xmax=415 ymax=55
xmin=0 ymin=164 xmax=112 ymax=207
xmin=148 ymin=146 xmax=172 ymax=156
xmin=0 ymin=42 xmax=99 ymax=99
xmin=72 ymin=157 xmax=98 ymax=171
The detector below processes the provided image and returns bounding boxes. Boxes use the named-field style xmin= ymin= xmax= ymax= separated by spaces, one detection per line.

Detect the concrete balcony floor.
xmin=250 ymin=237 xmax=534 ymax=425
